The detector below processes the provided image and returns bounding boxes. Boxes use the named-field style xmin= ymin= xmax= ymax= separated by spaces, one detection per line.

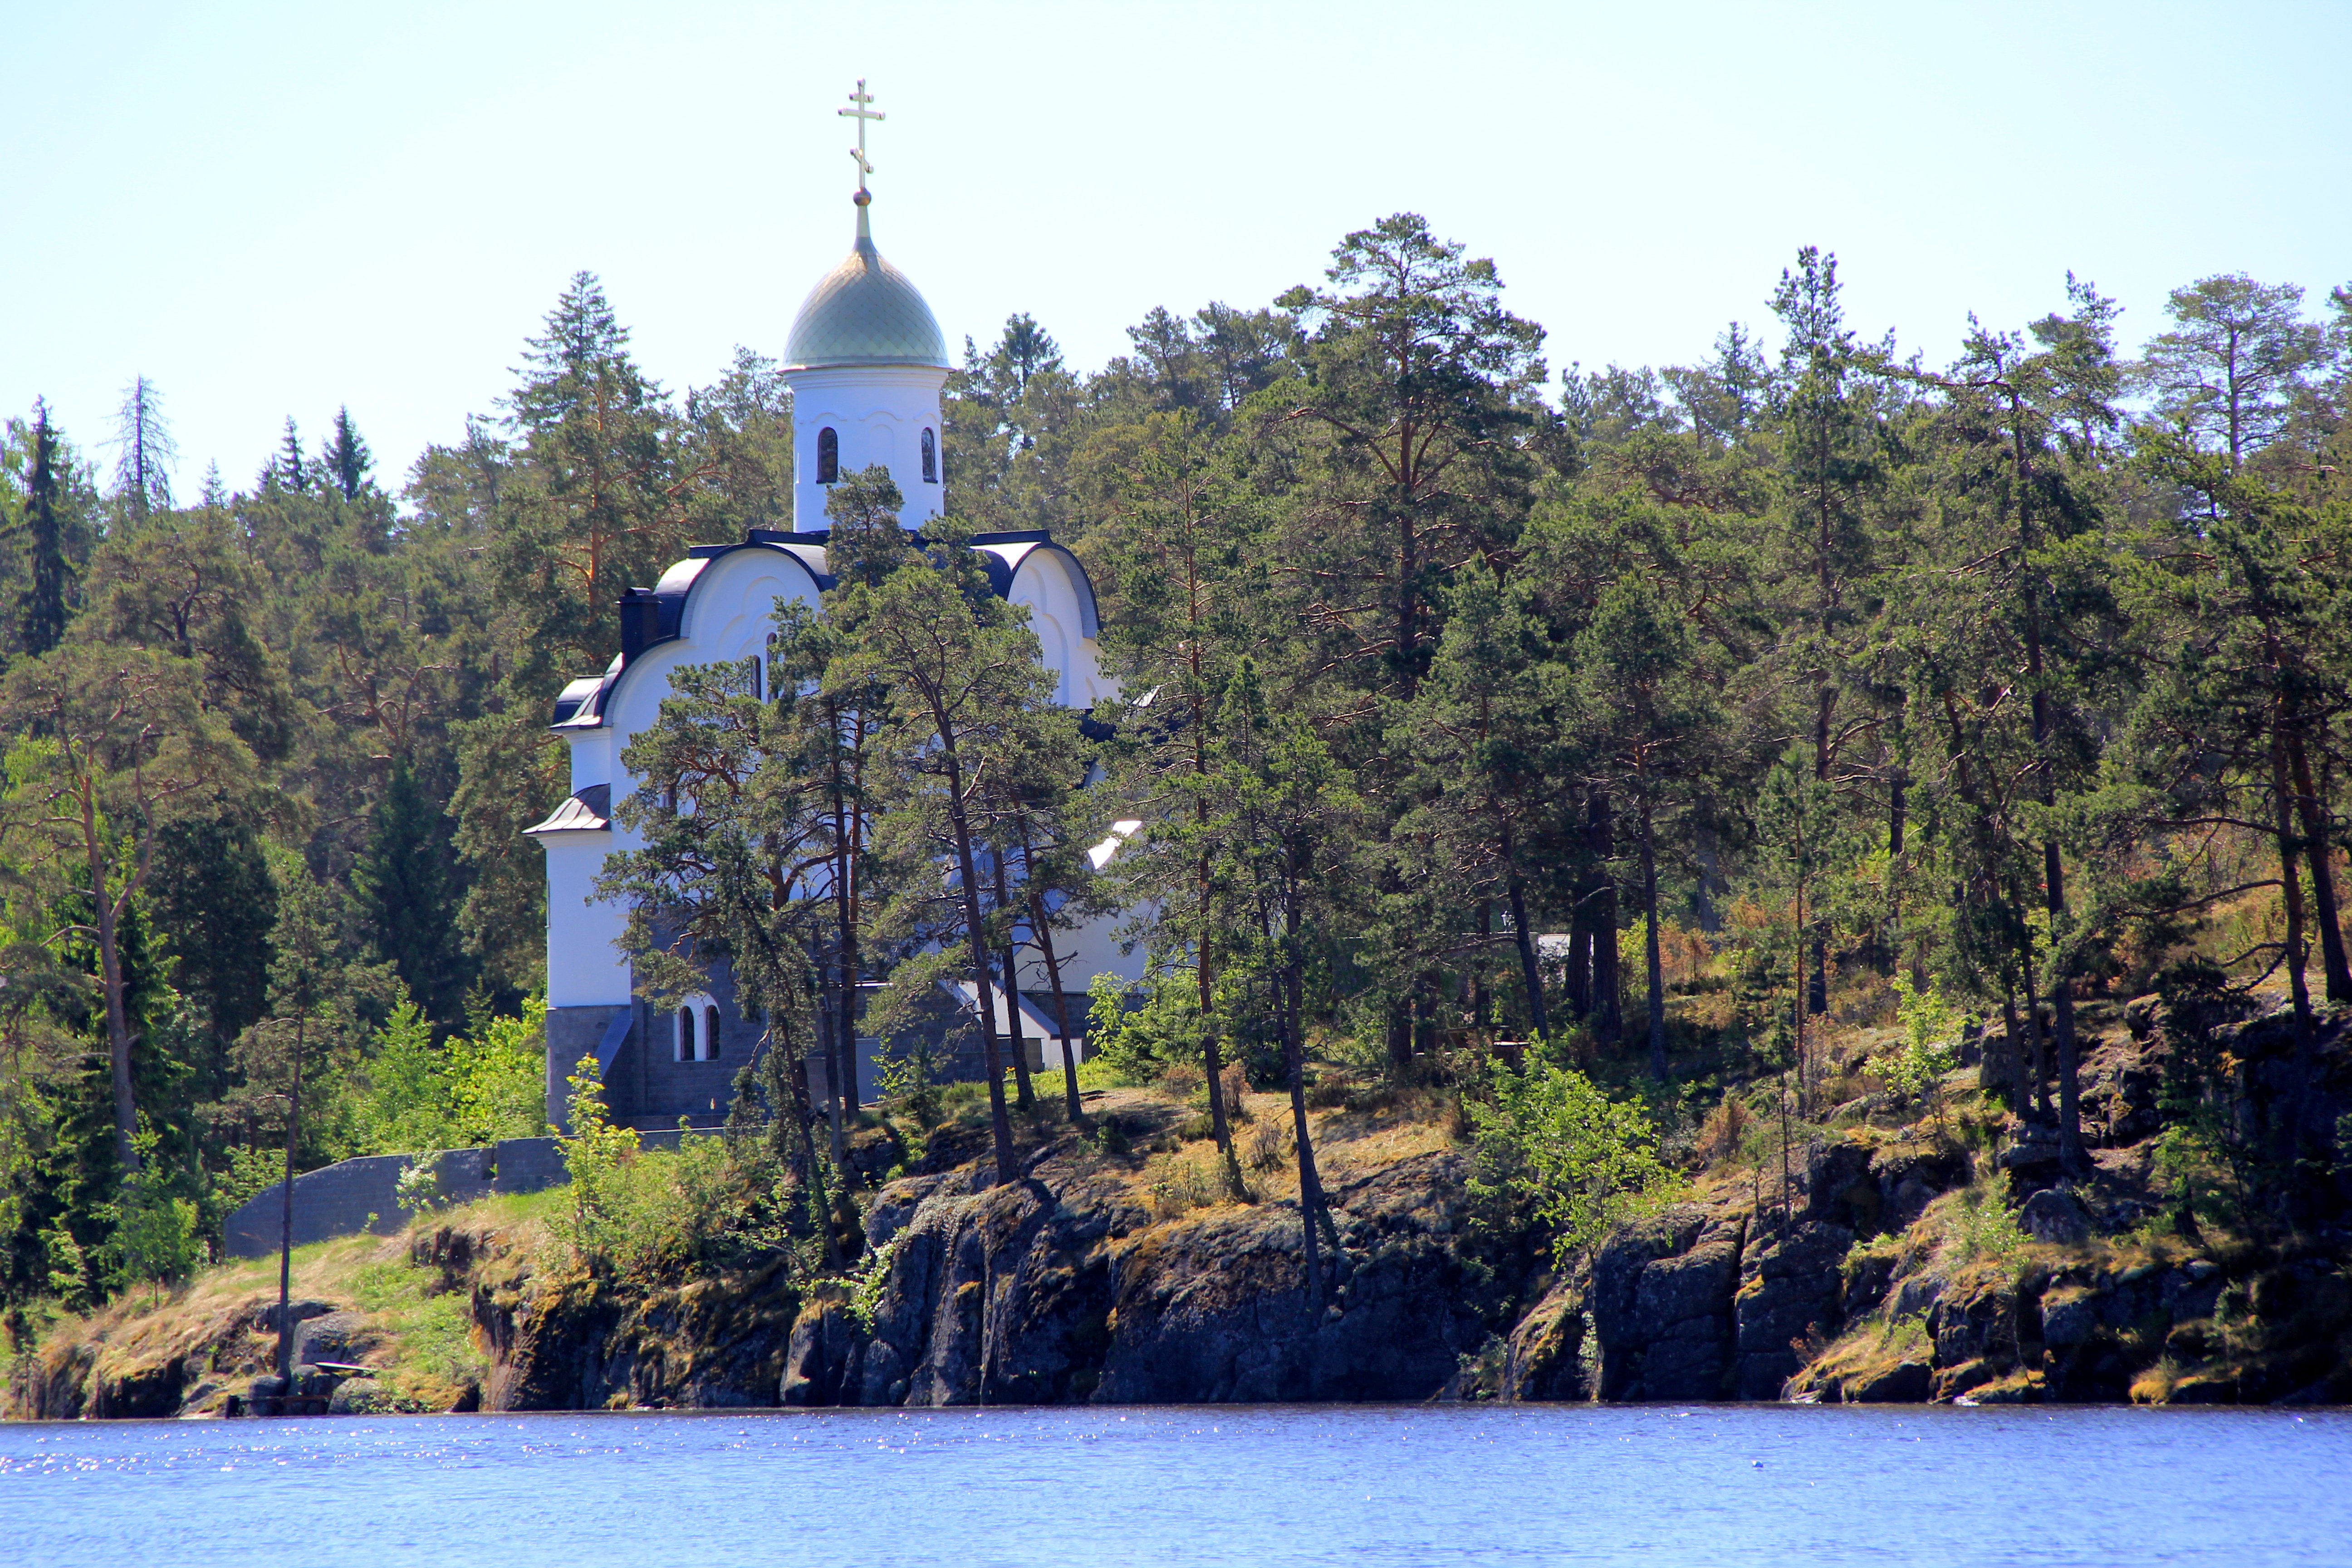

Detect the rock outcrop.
xmin=765 ymin=1146 xmax=1535 ymax=1408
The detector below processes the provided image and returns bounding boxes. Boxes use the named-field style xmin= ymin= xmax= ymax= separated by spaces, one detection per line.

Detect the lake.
xmin=1 ymin=1404 xmax=2344 ymax=1566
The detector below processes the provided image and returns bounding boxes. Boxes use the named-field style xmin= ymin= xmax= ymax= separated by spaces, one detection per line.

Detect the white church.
xmin=528 ymin=87 xmax=1142 ymax=1129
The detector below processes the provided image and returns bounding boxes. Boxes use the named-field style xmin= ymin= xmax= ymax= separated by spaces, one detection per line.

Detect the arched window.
xmin=816 ymin=426 xmax=838 ymax=484
xmin=704 ymin=1004 xmax=722 ymax=1060
xmin=921 ymin=427 xmax=938 ymax=484
xmin=676 ymin=1005 xmax=695 ymax=1063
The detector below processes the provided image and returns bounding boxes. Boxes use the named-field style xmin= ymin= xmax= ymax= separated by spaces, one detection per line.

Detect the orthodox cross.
xmin=839 ymin=79 xmax=884 ymax=194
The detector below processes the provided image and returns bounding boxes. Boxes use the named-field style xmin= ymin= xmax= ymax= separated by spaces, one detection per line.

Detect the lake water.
xmin=1 ymin=1404 xmax=2344 ymax=1567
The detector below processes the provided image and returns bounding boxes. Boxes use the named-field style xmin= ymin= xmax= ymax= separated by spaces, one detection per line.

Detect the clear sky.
xmin=4 ymin=0 xmax=2346 ymax=497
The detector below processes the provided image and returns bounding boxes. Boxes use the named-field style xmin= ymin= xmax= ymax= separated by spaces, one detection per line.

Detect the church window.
xmin=704 ymin=1004 xmax=722 ymax=1060
xmin=921 ymin=427 xmax=938 ymax=484
xmin=676 ymin=1005 xmax=695 ymax=1063
xmin=817 ymin=426 xmax=838 ymax=484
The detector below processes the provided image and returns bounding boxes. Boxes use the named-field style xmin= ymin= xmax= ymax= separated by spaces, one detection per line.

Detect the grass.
xmin=13 ymin=1186 xmax=577 ymax=1417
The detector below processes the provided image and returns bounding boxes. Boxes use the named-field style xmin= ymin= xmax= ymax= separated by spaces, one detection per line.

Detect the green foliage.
xmin=553 ymin=1055 xmax=642 ymax=1267
xmin=1467 ymin=1060 xmax=1682 ymax=1263
xmin=356 ymin=758 xmax=468 ymax=1028
xmin=1945 ymin=1183 xmax=2029 ymax=1265
xmin=1083 ymin=971 xmax=1191 ymax=1085
xmin=393 ymin=1157 xmax=448 ymax=1219
xmin=873 ymin=1037 xmax=942 ymax=1131
xmin=347 ymin=995 xmax=549 ymax=1155
xmin=1881 ymin=977 xmax=1965 ymax=1106
xmin=845 ymin=1236 xmax=899 ymax=1333
xmin=112 ymin=1123 xmax=199 ymax=1288
xmin=546 ymin=1106 xmax=811 ymax=1282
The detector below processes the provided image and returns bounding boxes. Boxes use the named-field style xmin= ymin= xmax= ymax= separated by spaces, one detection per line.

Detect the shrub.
xmin=394 ymin=1157 xmax=449 ymax=1219
xmin=1086 ymin=972 xmax=1197 ymax=1084
xmin=1945 ymin=1182 xmax=2029 ymax=1264
xmin=113 ymin=1125 xmax=200 ymax=1290
xmin=1879 ymin=977 xmax=1963 ymax=1106
xmin=1159 ymin=1062 xmax=1205 ymax=1103
xmin=554 ymin=1056 xmax=644 ymax=1266
xmin=1149 ymin=1156 xmax=1217 ymax=1220
xmin=1218 ymin=1063 xmax=1250 ymax=1121
xmin=351 ymin=996 xmax=550 ymax=1155
xmin=1245 ymin=1118 xmax=1290 ymax=1173
xmin=874 ymin=1034 xmax=945 ymax=1129
xmin=1467 ymin=1060 xmax=1682 ymax=1264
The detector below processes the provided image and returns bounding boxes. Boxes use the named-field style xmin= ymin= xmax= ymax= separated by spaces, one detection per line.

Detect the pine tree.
xmin=109 ymin=377 xmax=176 ymax=519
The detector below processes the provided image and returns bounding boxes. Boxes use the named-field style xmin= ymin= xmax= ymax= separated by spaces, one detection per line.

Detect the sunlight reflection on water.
xmin=0 ymin=1403 xmax=2345 ymax=1566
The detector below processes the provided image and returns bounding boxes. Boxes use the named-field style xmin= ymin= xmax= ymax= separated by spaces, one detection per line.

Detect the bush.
xmin=1880 ymin=977 xmax=1963 ymax=1106
xmin=351 ymin=996 xmax=550 ymax=1155
xmin=394 ymin=1157 xmax=449 ymax=1219
xmin=113 ymin=1124 xmax=201 ymax=1291
xmin=554 ymin=1056 xmax=646 ymax=1267
xmin=874 ymin=1033 xmax=945 ymax=1129
xmin=1086 ymin=972 xmax=1196 ymax=1084
xmin=1945 ymin=1182 xmax=2029 ymax=1264
xmin=1467 ymin=1060 xmax=1682 ymax=1264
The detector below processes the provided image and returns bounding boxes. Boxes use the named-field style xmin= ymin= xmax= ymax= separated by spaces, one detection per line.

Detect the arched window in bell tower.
xmin=921 ymin=427 xmax=938 ymax=484
xmin=817 ymin=426 xmax=839 ymax=484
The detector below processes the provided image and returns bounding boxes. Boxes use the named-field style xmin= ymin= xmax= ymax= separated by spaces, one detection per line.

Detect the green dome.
xmin=784 ymin=211 xmax=949 ymax=371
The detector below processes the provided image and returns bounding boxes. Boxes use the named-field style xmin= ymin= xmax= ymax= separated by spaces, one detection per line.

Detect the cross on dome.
xmin=838 ymin=79 xmax=884 ymax=202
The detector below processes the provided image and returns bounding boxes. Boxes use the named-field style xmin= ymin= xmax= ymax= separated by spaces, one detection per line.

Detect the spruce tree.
xmin=15 ymin=402 xmax=73 ymax=657
xmin=324 ymin=407 xmax=372 ymax=501
xmin=357 ymin=757 xmax=468 ymax=1028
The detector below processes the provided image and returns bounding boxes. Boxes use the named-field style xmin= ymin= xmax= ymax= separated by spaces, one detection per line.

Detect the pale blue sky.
xmin=4 ymin=0 xmax=2346 ymax=495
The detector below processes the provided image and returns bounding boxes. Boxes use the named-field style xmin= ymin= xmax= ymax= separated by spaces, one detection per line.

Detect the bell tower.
xmin=780 ymin=80 xmax=951 ymax=532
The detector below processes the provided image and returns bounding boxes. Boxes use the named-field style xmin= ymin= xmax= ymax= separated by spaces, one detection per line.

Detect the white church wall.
xmin=545 ymin=547 xmax=828 ymax=1014
xmin=568 ymin=728 xmax=614 ymax=795
xmin=1005 ymin=547 xmax=1113 ymax=709
xmin=785 ymin=364 xmax=947 ymax=530
xmin=544 ymin=834 xmax=632 ymax=1007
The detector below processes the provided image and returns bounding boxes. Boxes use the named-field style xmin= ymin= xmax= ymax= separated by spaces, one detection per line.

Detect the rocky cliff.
xmin=15 ymin=1002 xmax=2352 ymax=1417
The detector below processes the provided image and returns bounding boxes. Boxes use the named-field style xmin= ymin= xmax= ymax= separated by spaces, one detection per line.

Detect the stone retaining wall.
xmin=223 ymin=1138 xmax=570 ymax=1259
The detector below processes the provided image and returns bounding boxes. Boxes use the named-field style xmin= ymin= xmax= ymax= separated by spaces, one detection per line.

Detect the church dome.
xmin=784 ymin=211 xmax=950 ymax=372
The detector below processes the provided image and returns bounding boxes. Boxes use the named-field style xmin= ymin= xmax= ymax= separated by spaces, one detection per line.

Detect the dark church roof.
xmin=550 ymin=528 xmax=1098 ymax=733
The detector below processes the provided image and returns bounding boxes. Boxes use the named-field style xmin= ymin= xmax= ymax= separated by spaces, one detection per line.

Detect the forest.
xmin=2 ymin=213 xmax=2348 ymax=1327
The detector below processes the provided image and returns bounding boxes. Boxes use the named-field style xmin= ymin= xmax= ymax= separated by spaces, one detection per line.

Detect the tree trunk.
xmin=1196 ymin=857 xmax=1245 ymax=1197
xmin=1500 ymin=826 xmax=1548 ymax=1049
xmin=1029 ymin=889 xmax=1084 ymax=1126
xmin=821 ymin=1006 xmax=847 ymax=1173
xmin=1996 ymin=980 xmax=2024 ymax=1100
xmin=2044 ymin=837 xmax=2087 ymax=1175
xmin=2286 ymin=731 xmax=2351 ymax=1003
xmin=87 ymin=794 xmax=138 ymax=1174
xmin=275 ymin=1015 xmax=305 ymax=1381
xmin=1887 ymin=762 xmax=1909 ymax=978
xmin=1565 ymin=927 xmax=1591 ymax=1019
xmin=829 ymin=725 xmax=863 ymax=1132
xmin=1386 ymin=1001 xmax=1414 ymax=1075
xmin=990 ymin=854 xmax=1036 ymax=1111
xmin=1472 ymin=899 xmax=1493 ymax=1037
xmin=945 ymin=777 xmax=1017 ymax=1186
xmin=778 ymin=1017 xmax=842 ymax=1269
xmin=1587 ymin=789 xmax=1621 ymax=1044
xmin=2272 ymin=728 xmax=2320 ymax=1168
xmin=1284 ymin=887 xmax=1337 ymax=1306
xmin=1639 ymin=794 xmax=1668 ymax=1081
xmin=2019 ymin=933 xmax=2052 ymax=1121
